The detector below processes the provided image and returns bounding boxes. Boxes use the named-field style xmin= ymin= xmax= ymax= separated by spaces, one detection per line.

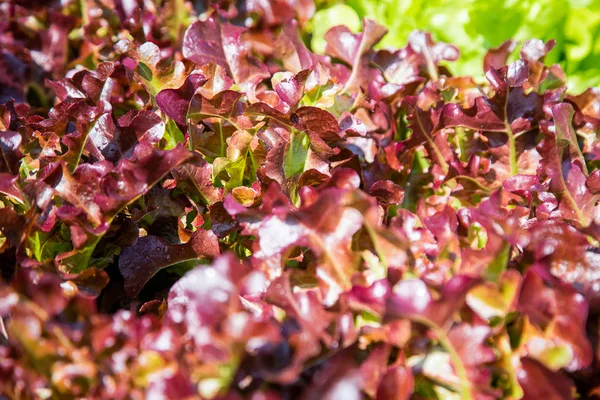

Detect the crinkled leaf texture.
xmin=0 ymin=2 xmax=599 ymax=400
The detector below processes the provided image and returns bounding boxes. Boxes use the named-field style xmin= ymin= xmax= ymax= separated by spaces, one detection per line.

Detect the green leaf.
xmin=28 ymin=230 xmax=44 ymax=261
xmin=136 ymin=62 xmax=154 ymax=81
xmin=283 ymin=130 xmax=310 ymax=178
xmin=163 ymin=118 xmax=185 ymax=150
xmin=538 ymin=345 xmax=573 ymax=370
xmin=213 ymin=156 xmax=246 ymax=190
xmin=27 ymin=225 xmax=73 ymax=263
xmin=56 ymin=237 xmax=101 ymax=273
xmin=212 ymin=130 xmax=256 ymax=190
xmin=300 ymin=83 xmax=354 ymax=117
xmin=485 ymin=244 xmax=510 ymax=282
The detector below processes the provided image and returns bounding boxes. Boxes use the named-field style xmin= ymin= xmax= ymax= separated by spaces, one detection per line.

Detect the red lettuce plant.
xmin=1 ymin=1 xmax=600 ymax=399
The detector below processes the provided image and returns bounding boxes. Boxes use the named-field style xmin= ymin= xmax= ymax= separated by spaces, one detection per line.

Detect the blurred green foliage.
xmin=311 ymin=0 xmax=600 ymax=93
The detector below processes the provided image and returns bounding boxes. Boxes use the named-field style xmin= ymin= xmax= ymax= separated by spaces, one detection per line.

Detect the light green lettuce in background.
xmin=310 ymin=0 xmax=600 ymax=93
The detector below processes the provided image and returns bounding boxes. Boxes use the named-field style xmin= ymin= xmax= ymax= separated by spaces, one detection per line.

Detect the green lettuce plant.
xmin=313 ymin=0 xmax=600 ymax=92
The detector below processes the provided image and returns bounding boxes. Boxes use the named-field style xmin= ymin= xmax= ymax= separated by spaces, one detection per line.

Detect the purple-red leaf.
xmin=324 ymin=19 xmax=387 ymax=90
xmin=119 ymin=229 xmax=220 ymax=297
xmin=183 ymin=17 xmax=270 ymax=94
xmin=156 ymin=74 xmax=207 ymax=125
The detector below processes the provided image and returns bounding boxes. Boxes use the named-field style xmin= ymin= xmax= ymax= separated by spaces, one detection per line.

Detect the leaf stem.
xmin=558 ymin=169 xmax=588 ymax=226
xmin=79 ymin=0 xmax=89 ymax=26
xmin=217 ymin=121 xmax=225 ymax=157
xmin=415 ymin=111 xmax=449 ymax=175
xmin=451 ymin=176 xmax=493 ymax=193
xmin=506 ymin=125 xmax=518 ymax=177
xmin=503 ymin=90 xmax=518 ymax=177
xmin=414 ymin=316 xmax=472 ymax=400
xmin=364 ymin=221 xmax=388 ymax=271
